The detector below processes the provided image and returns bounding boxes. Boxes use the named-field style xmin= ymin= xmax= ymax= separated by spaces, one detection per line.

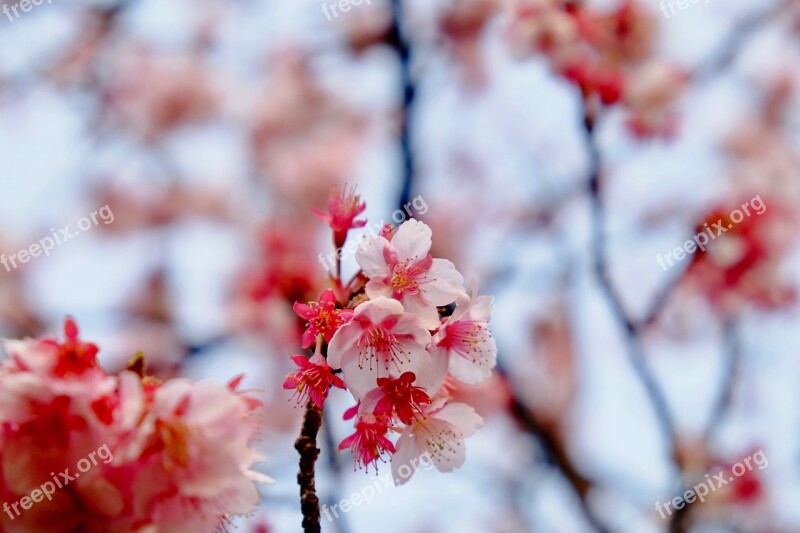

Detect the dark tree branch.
xmin=672 ymin=318 xmax=743 ymax=533
xmin=496 ymin=359 xmax=611 ymax=533
xmin=295 ymin=403 xmax=323 ymax=533
xmin=705 ymin=318 xmax=742 ymax=442
xmin=584 ymin=115 xmax=681 ymax=470
xmin=388 ymin=0 xmax=418 ymax=213
xmin=693 ymin=0 xmax=790 ymax=84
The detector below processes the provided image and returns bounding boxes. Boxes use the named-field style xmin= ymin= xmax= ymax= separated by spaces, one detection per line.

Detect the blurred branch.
xmin=583 ymin=111 xmax=683 ymax=480
xmin=388 ymin=0 xmax=417 ymax=212
xmin=672 ymin=318 xmax=744 ymax=533
xmin=705 ymin=317 xmax=742 ymax=442
xmin=321 ymin=409 xmax=352 ymax=533
xmin=638 ymin=269 xmax=685 ymax=330
xmin=496 ymin=359 xmax=611 ymax=533
xmin=693 ymin=0 xmax=791 ymax=84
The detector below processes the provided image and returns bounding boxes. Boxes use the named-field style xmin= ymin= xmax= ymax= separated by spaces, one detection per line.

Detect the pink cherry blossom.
xmin=429 ymin=286 xmax=497 ymax=384
xmin=338 ymin=414 xmax=395 ymax=472
xmin=118 ymin=378 xmax=270 ymax=529
xmin=312 ymin=185 xmax=367 ymax=247
xmin=360 ymin=371 xmax=432 ymax=425
xmin=355 ymin=220 xmax=465 ymax=328
xmin=391 ymin=399 xmax=484 ymax=485
xmin=0 ymin=319 xmax=270 ymax=531
xmin=293 ymin=289 xmax=353 ymax=348
xmin=283 ymin=352 xmax=346 ymax=408
xmin=327 ymin=297 xmax=438 ymax=400
xmin=3 ymin=317 xmax=102 ymax=379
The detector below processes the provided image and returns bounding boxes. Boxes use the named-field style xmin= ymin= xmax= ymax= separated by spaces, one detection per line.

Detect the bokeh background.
xmin=1 ymin=0 xmax=800 ymax=531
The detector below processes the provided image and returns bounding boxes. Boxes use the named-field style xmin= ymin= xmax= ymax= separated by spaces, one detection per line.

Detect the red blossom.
xmin=293 ymin=289 xmax=353 ymax=348
xmin=684 ymin=197 xmax=795 ymax=311
xmin=373 ymin=372 xmax=432 ymax=425
xmin=338 ymin=414 xmax=395 ymax=472
xmin=283 ymin=353 xmax=346 ymax=409
xmin=312 ymin=185 xmax=367 ymax=248
xmin=38 ymin=317 xmax=101 ymax=378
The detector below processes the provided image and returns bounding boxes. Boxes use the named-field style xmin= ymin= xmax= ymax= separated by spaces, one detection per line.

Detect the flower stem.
xmin=295 ymin=402 xmax=323 ymax=533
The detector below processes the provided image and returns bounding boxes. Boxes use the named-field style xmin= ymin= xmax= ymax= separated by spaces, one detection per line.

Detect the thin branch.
xmin=705 ymin=318 xmax=742 ymax=442
xmin=584 ymin=114 xmax=681 ymax=471
xmin=321 ymin=409 xmax=353 ymax=533
xmin=295 ymin=403 xmax=323 ymax=533
xmin=388 ymin=0 xmax=417 ymax=212
xmin=672 ymin=318 xmax=743 ymax=533
xmin=692 ymin=0 xmax=791 ymax=84
xmin=497 ymin=360 xmax=611 ymax=533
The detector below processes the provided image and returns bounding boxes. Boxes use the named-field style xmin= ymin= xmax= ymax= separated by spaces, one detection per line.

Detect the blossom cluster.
xmin=283 ymin=187 xmax=497 ymax=484
xmin=0 ymin=319 xmax=269 ymax=532
xmin=683 ymin=195 xmax=796 ymax=313
xmin=507 ymin=0 xmax=686 ymax=137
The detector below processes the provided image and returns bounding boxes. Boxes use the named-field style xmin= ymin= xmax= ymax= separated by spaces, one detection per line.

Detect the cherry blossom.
xmin=0 ymin=319 xmax=269 ymax=531
xmin=283 ymin=352 xmax=346 ymax=409
xmin=360 ymin=372 xmax=432 ymax=425
xmin=356 ymin=219 xmax=465 ymax=328
xmin=293 ymin=289 xmax=353 ymax=348
xmin=326 ymin=297 xmax=438 ymax=400
xmin=429 ymin=286 xmax=497 ymax=385
xmin=284 ymin=185 xmax=495 ymax=517
xmin=391 ymin=399 xmax=484 ymax=485
xmin=338 ymin=414 xmax=395 ymax=473
xmin=312 ymin=185 xmax=367 ymax=248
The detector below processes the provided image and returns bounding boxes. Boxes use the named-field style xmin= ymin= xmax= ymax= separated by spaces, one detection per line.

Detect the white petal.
xmin=327 ymin=321 xmax=362 ymax=369
xmin=392 ymin=429 xmax=421 ymax=485
xmin=355 ymin=297 xmax=405 ymax=324
xmin=433 ymin=403 xmax=484 ymax=438
xmin=426 ymin=344 xmax=451 ymax=395
xmin=391 ymin=220 xmax=432 ymax=262
xmin=400 ymin=294 xmax=441 ymax=330
xmin=447 ymin=325 xmax=497 ymax=385
xmin=417 ymin=418 xmax=466 ymax=473
xmin=468 ymin=295 xmax=494 ymax=323
xmin=394 ymin=342 xmax=436 ymax=392
xmin=448 ymin=350 xmax=494 ymax=384
xmin=392 ymin=312 xmax=433 ymax=345
xmin=341 ymin=351 xmax=391 ymax=400
xmin=355 ymin=235 xmax=392 ymax=278
xmin=420 ymin=259 xmax=464 ymax=306
xmin=364 ymin=279 xmax=392 ymax=300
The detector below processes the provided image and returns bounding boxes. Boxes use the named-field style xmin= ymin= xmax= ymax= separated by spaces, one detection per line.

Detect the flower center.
xmin=158 ymin=420 xmax=192 ymax=470
xmin=357 ymin=327 xmax=410 ymax=372
xmin=390 ymin=261 xmax=423 ymax=297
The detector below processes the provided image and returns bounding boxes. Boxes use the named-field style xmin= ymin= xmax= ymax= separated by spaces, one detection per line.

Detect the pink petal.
xmin=355 ymin=235 xmax=392 ymax=278
xmin=434 ymin=403 xmax=484 ymax=438
xmin=301 ymin=329 xmax=317 ymax=349
xmin=319 ymin=289 xmax=337 ymax=306
xmin=421 ymin=259 xmax=464 ymax=306
xmin=391 ymin=220 xmax=432 ymax=262
xmin=338 ymin=433 xmax=357 ymax=451
xmin=326 ymin=321 xmax=361 ymax=369
xmin=391 ymin=430 xmax=420 ymax=486
xmin=293 ymin=302 xmax=315 ymax=319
